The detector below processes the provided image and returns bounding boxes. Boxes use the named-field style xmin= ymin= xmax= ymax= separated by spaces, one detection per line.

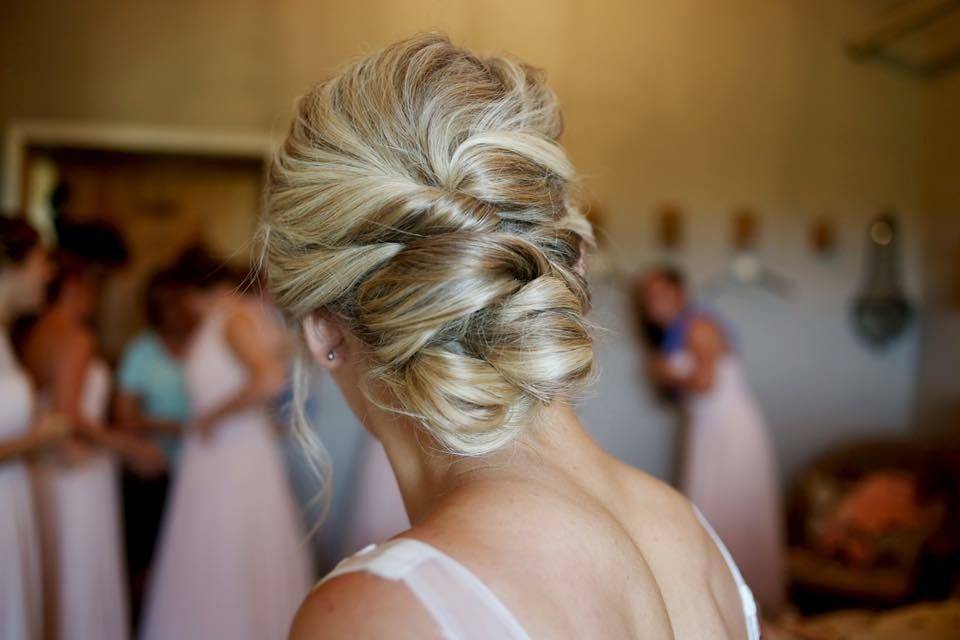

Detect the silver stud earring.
xmin=327 ymin=350 xmax=335 ymax=362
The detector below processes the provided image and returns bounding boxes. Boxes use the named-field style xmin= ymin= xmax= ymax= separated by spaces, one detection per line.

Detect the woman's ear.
xmin=302 ymin=313 xmax=346 ymax=370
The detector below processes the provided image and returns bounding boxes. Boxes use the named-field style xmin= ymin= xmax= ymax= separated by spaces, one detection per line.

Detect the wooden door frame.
xmin=2 ymin=120 xmax=275 ymax=209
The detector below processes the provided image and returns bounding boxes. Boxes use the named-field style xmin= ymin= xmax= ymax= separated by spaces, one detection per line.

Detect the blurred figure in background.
xmin=21 ymin=222 xmax=162 ymax=640
xmin=0 ymin=217 xmax=68 ymax=640
xmin=114 ymin=268 xmax=195 ymax=627
xmin=340 ymin=434 xmax=409 ymax=556
xmin=637 ymin=266 xmax=785 ymax=609
xmin=140 ymin=249 xmax=311 ymax=640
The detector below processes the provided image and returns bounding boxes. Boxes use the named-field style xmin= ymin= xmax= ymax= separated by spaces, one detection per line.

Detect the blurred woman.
xmin=140 ymin=251 xmax=311 ymax=640
xmin=637 ymin=266 xmax=785 ymax=608
xmin=114 ymin=268 xmax=195 ymax=626
xmin=0 ymin=217 xmax=69 ymax=640
xmin=22 ymin=222 xmax=161 ymax=640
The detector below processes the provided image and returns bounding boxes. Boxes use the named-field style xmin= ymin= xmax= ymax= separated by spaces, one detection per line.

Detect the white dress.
xmin=671 ymin=349 xmax=785 ymax=608
xmin=0 ymin=334 xmax=43 ymax=640
xmin=140 ymin=301 xmax=312 ymax=640
xmin=320 ymin=507 xmax=759 ymax=640
xmin=35 ymin=359 xmax=129 ymax=640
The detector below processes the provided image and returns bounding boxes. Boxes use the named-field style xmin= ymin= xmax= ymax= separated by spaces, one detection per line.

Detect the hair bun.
xmin=264 ymin=33 xmax=595 ymax=455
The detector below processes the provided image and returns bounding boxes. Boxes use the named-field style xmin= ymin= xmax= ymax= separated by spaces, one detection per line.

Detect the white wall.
xmin=0 ymin=0 xmax=932 ymax=484
xmin=915 ymin=66 xmax=960 ymax=436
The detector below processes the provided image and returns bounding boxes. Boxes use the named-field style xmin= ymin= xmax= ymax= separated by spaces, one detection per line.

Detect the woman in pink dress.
xmin=0 ymin=218 xmax=68 ymax=640
xmin=140 ymin=253 xmax=311 ymax=640
xmin=22 ymin=223 xmax=162 ymax=640
xmin=638 ymin=266 xmax=786 ymax=608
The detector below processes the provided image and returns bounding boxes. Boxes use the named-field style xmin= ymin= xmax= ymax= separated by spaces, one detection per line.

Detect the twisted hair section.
xmin=264 ymin=33 xmax=595 ymax=456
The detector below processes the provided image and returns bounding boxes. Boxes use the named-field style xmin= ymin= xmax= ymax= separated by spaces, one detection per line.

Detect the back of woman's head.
xmin=144 ymin=267 xmax=188 ymax=330
xmin=171 ymin=246 xmax=245 ymax=292
xmin=47 ymin=220 xmax=128 ymax=303
xmin=263 ymin=34 xmax=596 ymax=456
xmin=0 ymin=215 xmax=40 ymax=271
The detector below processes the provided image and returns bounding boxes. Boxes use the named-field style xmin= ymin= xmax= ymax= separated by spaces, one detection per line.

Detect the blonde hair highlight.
xmin=263 ymin=33 xmax=596 ymax=456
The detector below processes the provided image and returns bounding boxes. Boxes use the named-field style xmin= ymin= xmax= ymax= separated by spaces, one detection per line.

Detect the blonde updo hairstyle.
xmin=263 ymin=34 xmax=596 ymax=456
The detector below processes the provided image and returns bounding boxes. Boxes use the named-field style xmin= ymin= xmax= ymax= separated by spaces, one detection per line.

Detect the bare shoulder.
xmin=289 ymin=571 xmax=438 ymax=640
xmin=28 ymin=317 xmax=91 ymax=354
xmin=406 ymin=473 xmax=681 ymax=637
xmin=613 ymin=462 xmax=729 ymax=578
xmin=614 ymin=458 xmax=699 ymax=526
xmin=612 ymin=463 xmax=750 ymax=635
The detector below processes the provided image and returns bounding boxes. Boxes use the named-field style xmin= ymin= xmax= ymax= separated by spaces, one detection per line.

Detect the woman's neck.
xmin=0 ymin=303 xmax=9 ymax=330
xmin=47 ymin=300 xmax=78 ymax=326
xmin=375 ymin=401 xmax=603 ymax=525
xmin=0 ymin=278 xmax=15 ymax=327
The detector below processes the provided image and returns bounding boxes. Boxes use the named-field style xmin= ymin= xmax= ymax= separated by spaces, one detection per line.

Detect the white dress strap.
xmin=693 ymin=507 xmax=761 ymax=640
xmin=323 ymin=525 xmax=758 ymax=640
xmin=319 ymin=538 xmax=531 ymax=640
xmin=320 ymin=539 xmax=430 ymax=583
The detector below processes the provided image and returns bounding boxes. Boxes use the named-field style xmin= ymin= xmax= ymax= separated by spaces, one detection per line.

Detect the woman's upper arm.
xmin=224 ymin=309 xmax=284 ymax=392
xmin=686 ymin=318 xmax=724 ymax=392
xmin=290 ymin=573 xmax=437 ymax=639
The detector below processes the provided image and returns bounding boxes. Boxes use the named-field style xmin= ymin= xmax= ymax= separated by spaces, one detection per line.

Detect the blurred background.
xmin=2 ymin=1 xmax=959 ymax=638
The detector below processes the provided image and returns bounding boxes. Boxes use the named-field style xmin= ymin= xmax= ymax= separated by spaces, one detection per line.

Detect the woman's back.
xmin=24 ymin=314 xmax=104 ymax=459
xmin=140 ymin=288 xmax=311 ymax=640
xmin=0 ymin=326 xmax=44 ymax=640
xmin=28 ymin=321 xmax=129 ymax=640
xmin=296 ymin=420 xmax=755 ymax=639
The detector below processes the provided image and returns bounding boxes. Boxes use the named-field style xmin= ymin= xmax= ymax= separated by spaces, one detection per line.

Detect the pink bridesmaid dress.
xmin=141 ymin=298 xmax=311 ymax=640
xmin=35 ymin=359 xmax=129 ymax=640
xmin=0 ymin=334 xmax=43 ymax=640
